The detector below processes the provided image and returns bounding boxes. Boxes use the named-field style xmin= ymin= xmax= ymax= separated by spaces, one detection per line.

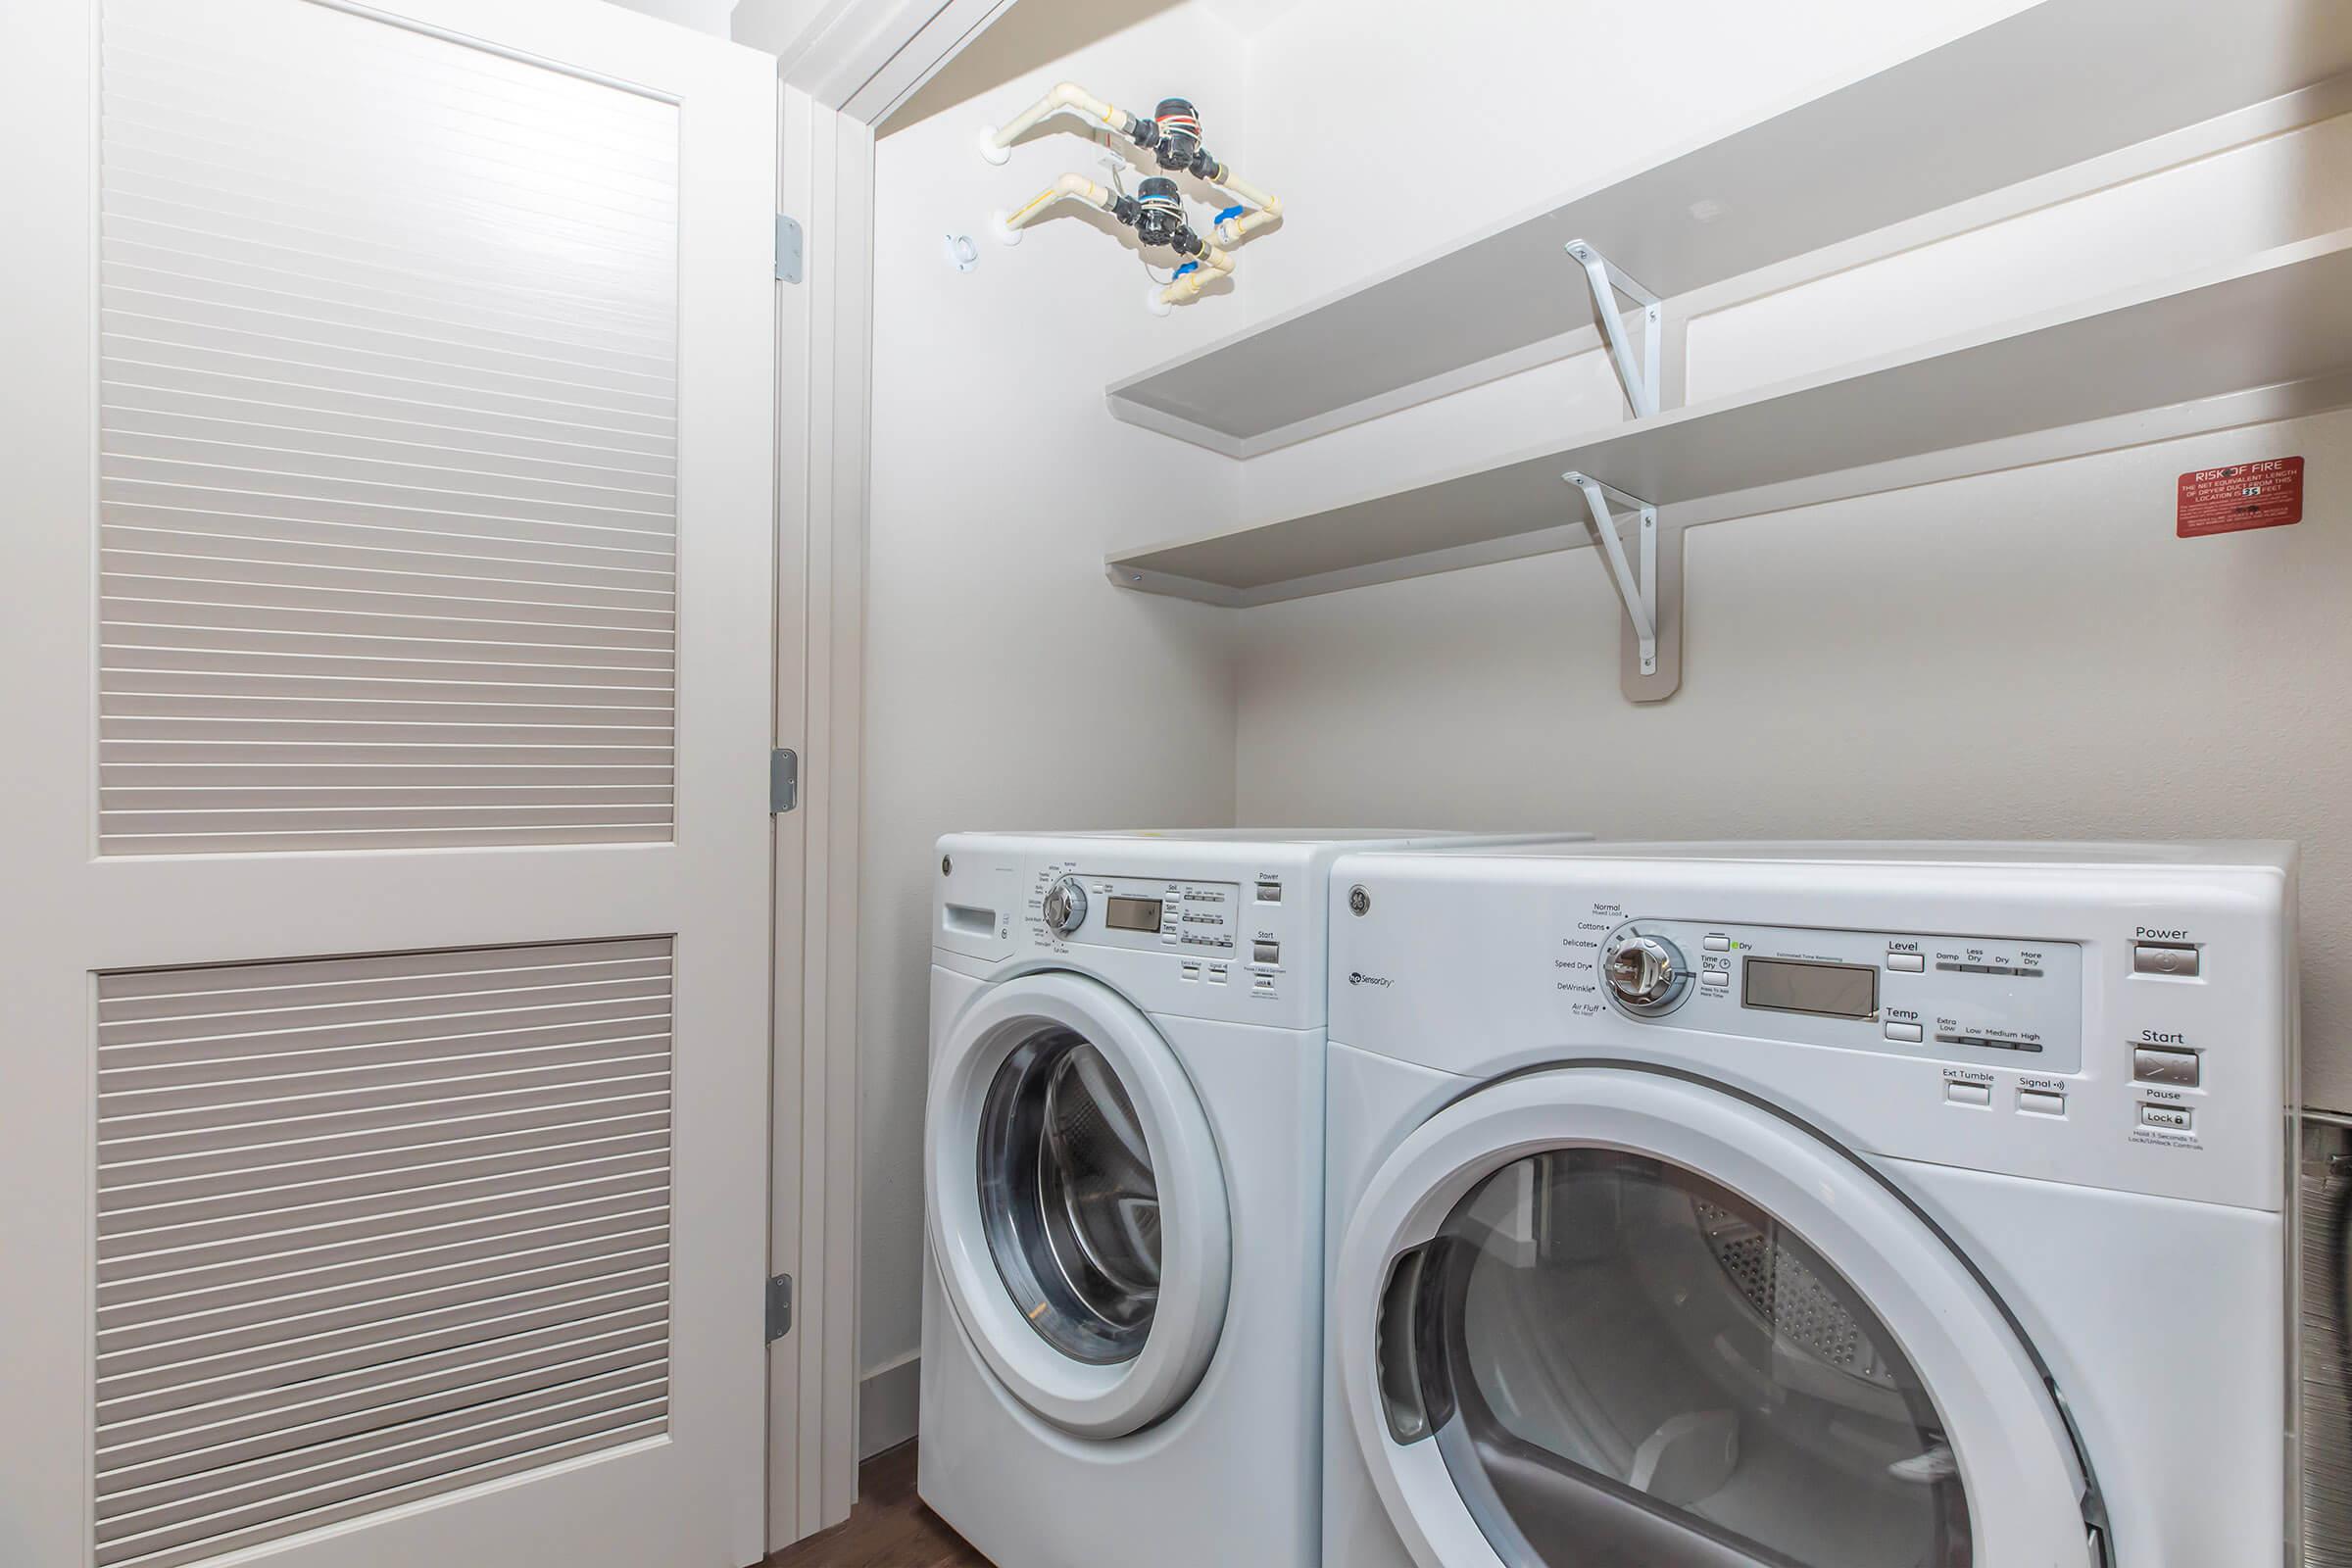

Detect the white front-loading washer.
xmin=919 ymin=830 xmax=1586 ymax=1568
xmin=1320 ymin=842 xmax=2297 ymax=1568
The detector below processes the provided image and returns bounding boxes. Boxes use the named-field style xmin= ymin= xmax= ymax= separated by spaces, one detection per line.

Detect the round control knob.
xmin=1042 ymin=876 xmax=1089 ymax=937
xmin=1604 ymin=931 xmax=1691 ymax=1016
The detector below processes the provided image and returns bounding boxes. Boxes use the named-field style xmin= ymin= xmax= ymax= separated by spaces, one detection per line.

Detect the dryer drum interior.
xmin=977 ymin=1026 xmax=1164 ymax=1364
xmin=1380 ymin=1148 xmax=1973 ymax=1567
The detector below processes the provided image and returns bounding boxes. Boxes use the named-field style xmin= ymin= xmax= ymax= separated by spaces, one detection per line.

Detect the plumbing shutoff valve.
xmin=980 ymin=82 xmax=1283 ymax=314
xmin=1129 ymin=178 xmax=1198 ymax=255
xmin=1143 ymin=99 xmax=1210 ymax=177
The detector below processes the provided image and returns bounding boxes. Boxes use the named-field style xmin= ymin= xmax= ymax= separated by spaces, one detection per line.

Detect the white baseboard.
xmin=858 ymin=1351 xmax=920 ymax=1458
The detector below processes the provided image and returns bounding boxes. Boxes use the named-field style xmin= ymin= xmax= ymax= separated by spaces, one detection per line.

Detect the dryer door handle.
xmin=1374 ymin=1242 xmax=1446 ymax=1446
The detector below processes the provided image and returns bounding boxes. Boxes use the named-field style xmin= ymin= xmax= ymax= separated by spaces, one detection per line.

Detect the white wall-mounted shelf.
xmin=1106 ymin=231 xmax=2352 ymax=609
xmin=1104 ymin=0 xmax=2352 ymax=458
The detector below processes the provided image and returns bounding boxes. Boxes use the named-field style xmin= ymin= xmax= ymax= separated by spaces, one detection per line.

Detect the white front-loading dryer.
xmin=1321 ymin=842 xmax=2296 ymax=1568
xmin=918 ymin=830 xmax=1585 ymax=1568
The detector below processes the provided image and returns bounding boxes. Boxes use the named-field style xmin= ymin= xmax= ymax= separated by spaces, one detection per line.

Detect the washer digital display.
xmin=1742 ymin=956 xmax=1878 ymax=1020
xmin=1105 ymin=896 xmax=1165 ymax=934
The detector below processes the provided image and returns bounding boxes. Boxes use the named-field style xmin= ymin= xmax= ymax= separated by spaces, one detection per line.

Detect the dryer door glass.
xmin=977 ymin=1028 xmax=1161 ymax=1365
xmin=1396 ymin=1148 xmax=1971 ymax=1567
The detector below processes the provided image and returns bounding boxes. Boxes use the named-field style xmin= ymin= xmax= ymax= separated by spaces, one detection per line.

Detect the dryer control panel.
xmin=1599 ymin=917 xmax=2085 ymax=1074
xmin=1326 ymin=843 xmax=2293 ymax=1212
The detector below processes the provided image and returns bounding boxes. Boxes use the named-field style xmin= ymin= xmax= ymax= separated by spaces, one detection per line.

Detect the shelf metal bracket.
xmin=1565 ymin=470 xmax=1681 ymax=702
xmin=1565 ymin=240 xmax=1661 ymax=418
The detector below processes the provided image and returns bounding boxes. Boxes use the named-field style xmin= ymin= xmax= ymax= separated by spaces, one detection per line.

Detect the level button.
xmin=2132 ymin=1047 xmax=2201 ymax=1088
xmin=2132 ymin=943 xmax=2200 ymax=977
xmin=1886 ymin=953 xmax=1926 ymax=973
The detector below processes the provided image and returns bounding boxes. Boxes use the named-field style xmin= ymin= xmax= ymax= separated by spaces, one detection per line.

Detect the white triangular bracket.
xmin=1565 ymin=470 xmax=1681 ymax=702
xmin=1565 ymin=239 xmax=1661 ymax=419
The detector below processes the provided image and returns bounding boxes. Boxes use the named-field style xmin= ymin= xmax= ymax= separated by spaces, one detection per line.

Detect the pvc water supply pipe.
xmin=981 ymin=82 xmax=1127 ymax=165
xmin=1215 ymin=206 xmax=1281 ymax=246
xmin=1210 ymin=168 xmax=1282 ymax=220
xmin=1200 ymin=166 xmax=1282 ymax=248
xmin=992 ymin=173 xmax=1116 ymax=246
xmin=1152 ymin=242 xmax=1235 ymax=312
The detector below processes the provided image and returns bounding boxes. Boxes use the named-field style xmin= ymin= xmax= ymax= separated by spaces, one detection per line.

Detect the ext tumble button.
xmin=2132 ymin=943 xmax=2199 ymax=977
xmin=1886 ymin=953 xmax=1926 ymax=973
xmin=1945 ymin=1082 xmax=1992 ymax=1107
xmin=2132 ymin=1047 xmax=2201 ymax=1088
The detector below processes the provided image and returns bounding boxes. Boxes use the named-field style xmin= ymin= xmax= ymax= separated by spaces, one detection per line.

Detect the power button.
xmin=2132 ymin=943 xmax=2199 ymax=978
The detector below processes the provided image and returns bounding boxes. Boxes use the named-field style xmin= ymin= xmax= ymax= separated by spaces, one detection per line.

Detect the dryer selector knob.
xmin=1043 ymin=876 xmax=1089 ymax=937
xmin=1604 ymin=931 xmax=1691 ymax=1015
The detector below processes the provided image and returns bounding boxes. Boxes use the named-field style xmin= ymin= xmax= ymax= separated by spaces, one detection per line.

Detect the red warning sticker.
xmin=2178 ymin=458 xmax=2303 ymax=538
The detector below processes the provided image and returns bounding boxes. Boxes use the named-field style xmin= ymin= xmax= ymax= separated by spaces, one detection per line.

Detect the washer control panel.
xmin=1600 ymin=917 xmax=2084 ymax=1074
xmin=1022 ymin=860 xmax=1294 ymax=1003
xmin=1028 ymin=866 xmax=1238 ymax=953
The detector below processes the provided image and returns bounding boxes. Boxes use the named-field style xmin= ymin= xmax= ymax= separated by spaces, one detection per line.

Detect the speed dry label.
xmin=2178 ymin=457 xmax=2304 ymax=538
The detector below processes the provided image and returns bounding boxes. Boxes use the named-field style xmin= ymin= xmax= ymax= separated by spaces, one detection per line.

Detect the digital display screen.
xmin=1106 ymin=896 xmax=1165 ymax=934
xmin=1742 ymin=957 xmax=1878 ymax=1020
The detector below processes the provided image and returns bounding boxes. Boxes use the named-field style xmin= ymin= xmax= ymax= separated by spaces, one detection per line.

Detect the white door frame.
xmin=754 ymin=0 xmax=1005 ymax=1547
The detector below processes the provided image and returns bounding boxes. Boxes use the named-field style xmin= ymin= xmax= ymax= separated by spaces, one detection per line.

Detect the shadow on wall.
xmin=881 ymin=0 xmax=1189 ymax=134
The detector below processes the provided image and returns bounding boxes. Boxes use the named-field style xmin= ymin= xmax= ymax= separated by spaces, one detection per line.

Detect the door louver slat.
xmin=97 ymin=0 xmax=680 ymax=857
xmin=93 ymin=939 xmax=674 ymax=1566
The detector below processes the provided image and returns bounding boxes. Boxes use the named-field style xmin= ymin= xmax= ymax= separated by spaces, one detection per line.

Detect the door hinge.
xmin=765 ymin=1274 xmax=793 ymax=1343
xmin=775 ymin=213 xmax=805 ymax=284
xmin=770 ymin=748 xmax=799 ymax=813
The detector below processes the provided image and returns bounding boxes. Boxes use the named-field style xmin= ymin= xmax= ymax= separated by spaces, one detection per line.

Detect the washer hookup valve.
xmin=979 ymin=82 xmax=1283 ymax=314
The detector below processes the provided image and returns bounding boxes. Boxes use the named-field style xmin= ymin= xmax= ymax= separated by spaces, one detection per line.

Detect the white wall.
xmin=858 ymin=2 xmax=1249 ymax=1404
xmin=858 ymin=0 xmax=2352 ymax=1438
xmin=1225 ymin=0 xmax=2352 ymax=1110
xmin=595 ymin=0 xmax=737 ymax=38
xmin=1232 ymin=0 xmax=2035 ymax=324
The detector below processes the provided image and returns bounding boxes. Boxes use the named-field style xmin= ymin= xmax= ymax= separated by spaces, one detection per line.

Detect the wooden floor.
xmin=761 ymin=1442 xmax=993 ymax=1568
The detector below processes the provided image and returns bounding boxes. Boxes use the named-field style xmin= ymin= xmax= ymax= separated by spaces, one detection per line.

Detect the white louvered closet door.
xmin=2 ymin=2 xmax=781 ymax=1566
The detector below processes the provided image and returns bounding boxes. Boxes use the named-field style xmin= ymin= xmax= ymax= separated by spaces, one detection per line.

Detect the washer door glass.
xmin=1393 ymin=1148 xmax=1970 ymax=1567
xmin=978 ymin=1027 xmax=1162 ymax=1364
